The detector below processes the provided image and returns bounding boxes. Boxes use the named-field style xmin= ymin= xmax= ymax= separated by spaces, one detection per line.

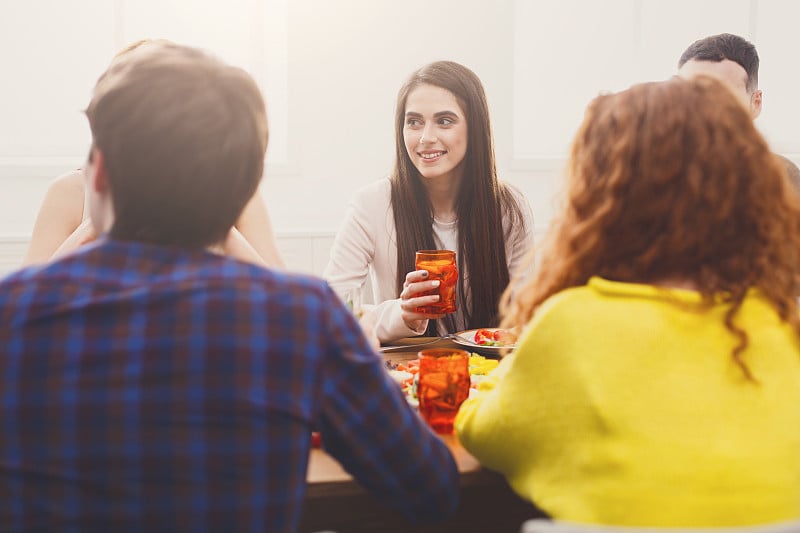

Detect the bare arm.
xmin=50 ymin=218 xmax=97 ymax=260
xmin=231 ymin=190 xmax=285 ymax=269
xmin=26 ymin=173 xmax=285 ymax=270
xmin=23 ymin=170 xmax=86 ymax=266
xmin=219 ymin=227 xmax=268 ymax=267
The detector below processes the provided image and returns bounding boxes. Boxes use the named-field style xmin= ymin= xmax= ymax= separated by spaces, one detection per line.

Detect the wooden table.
xmin=298 ymin=339 xmax=547 ymax=533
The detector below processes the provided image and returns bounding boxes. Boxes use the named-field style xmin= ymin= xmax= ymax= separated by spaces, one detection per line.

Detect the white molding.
xmin=275 ymin=230 xmax=336 ymax=239
xmin=0 ymin=157 xmax=82 ymax=179
xmin=0 ymin=236 xmax=29 ymax=277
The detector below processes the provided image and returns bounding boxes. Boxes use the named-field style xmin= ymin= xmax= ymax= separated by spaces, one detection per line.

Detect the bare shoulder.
xmin=233 ymin=190 xmax=286 ymax=269
xmin=22 ymin=169 xmax=86 ymax=265
xmin=45 ymin=169 xmax=85 ymax=212
xmin=51 ymin=168 xmax=84 ymax=189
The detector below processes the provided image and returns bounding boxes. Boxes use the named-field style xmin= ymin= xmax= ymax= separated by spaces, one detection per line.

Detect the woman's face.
xmin=403 ymin=84 xmax=468 ymax=185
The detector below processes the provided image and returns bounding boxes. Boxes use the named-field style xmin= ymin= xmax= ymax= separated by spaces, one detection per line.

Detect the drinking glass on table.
xmin=417 ymin=348 xmax=470 ymax=434
xmin=334 ymin=285 xmax=379 ymax=349
xmin=414 ymin=250 xmax=458 ymax=317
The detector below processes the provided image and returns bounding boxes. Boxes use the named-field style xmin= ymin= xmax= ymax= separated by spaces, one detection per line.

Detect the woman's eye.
xmin=438 ymin=117 xmax=454 ymax=126
xmin=406 ymin=118 xmax=422 ymax=127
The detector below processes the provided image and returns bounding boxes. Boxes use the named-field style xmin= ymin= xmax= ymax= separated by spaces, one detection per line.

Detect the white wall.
xmin=1 ymin=0 xmax=799 ymax=276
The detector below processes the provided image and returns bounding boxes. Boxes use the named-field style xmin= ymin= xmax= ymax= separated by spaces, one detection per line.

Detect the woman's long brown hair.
xmin=391 ymin=61 xmax=526 ymax=334
xmin=500 ymin=76 xmax=800 ymax=379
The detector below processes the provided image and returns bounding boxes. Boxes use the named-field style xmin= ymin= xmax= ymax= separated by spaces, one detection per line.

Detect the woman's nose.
xmin=419 ymin=126 xmax=438 ymax=144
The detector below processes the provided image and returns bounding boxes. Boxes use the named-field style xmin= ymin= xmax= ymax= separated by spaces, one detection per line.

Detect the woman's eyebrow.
xmin=404 ymin=110 xmax=459 ymax=117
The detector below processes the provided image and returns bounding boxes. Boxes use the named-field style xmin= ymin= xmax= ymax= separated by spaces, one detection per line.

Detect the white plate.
xmin=451 ymin=328 xmax=516 ymax=356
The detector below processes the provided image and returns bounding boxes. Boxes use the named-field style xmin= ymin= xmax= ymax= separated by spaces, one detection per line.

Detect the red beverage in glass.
xmin=415 ymin=250 xmax=458 ymax=317
xmin=417 ymin=348 xmax=470 ymax=434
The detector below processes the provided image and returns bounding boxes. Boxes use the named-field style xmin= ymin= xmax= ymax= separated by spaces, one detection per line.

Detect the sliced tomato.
xmin=474 ymin=328 xmax=513 ymax=346
xmin=474 ymin=329 xmax=496 ymax=345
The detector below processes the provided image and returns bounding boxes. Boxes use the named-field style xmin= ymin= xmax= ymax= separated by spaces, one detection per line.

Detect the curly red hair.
xmin=501 ymin=76 xmax=800 ymax=379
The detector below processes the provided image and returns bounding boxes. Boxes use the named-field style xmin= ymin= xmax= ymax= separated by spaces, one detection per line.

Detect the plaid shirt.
xmin=0 ymin=239 xmax=458 ymax=532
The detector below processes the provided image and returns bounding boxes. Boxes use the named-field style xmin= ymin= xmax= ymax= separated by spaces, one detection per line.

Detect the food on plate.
xmin=386 ymin=354 xmax=499 ymax=407
xmin=473 ymin=328 xmax=514 ymax=347
xmin=469 ymin=353 xmax=499 ymax=376
xmin=387 ymin=359 xmax=420 ymax=406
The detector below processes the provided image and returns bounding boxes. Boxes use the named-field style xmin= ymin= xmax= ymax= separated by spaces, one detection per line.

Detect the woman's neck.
xmin=421 ymin=171 xmax=462 ymax=223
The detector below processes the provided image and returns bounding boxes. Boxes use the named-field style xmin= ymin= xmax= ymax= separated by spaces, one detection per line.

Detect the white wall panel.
xmin=280 ymin=0 xmax=516 ymax=232
xmin=637 ymin=0 xmax=751 ymax=83
xmin=512 ymin=0 xmax=637 ymax=160
xmin=276 ymin=236 xmax=316 ymax=274
xmin=753 ymin=0 xmax=800 ymax=152
xmin=0 ymin=0 xmax=116 ymax=159
xmin=3 ymin=1 xmax=800 ymax=261
xmin=0 ymin=238 xmax=28 ymax=278
xmin=119 ymin=0 xmax=289 ymax=167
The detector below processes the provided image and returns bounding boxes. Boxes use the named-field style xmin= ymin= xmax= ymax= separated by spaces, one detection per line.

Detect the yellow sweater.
xmin=455 ymin=277 xmax=800 ymax=526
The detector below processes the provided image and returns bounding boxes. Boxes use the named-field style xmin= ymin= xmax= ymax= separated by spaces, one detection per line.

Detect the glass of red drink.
xmin=414 ymin=250 xmax=458 ymax=317
xmin=417 ymin=348 xmax=470 ymax=434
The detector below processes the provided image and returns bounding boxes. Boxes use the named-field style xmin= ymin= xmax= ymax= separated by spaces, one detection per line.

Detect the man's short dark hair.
xmin=678 ymin=33 xmax=759 ymax=93
xmin=85 ymin=42 xmax=268 ymax=249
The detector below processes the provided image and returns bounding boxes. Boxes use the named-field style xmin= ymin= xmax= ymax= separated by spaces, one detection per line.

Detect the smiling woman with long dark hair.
xmin=324 ymin=60 xmax=534 ymax=342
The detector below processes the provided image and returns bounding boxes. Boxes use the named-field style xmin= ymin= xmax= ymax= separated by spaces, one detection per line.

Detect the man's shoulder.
xmin=0 ymin=255 xmax=72 ymax=291
xmin=0 ymin=245 xmax=340 ymax=336
xmin=0 ymin=241 xmax=332 ymax=304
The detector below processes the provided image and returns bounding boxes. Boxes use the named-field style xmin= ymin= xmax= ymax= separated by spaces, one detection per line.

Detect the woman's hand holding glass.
xmin=400 ymin=269 xmax=442 ymax=331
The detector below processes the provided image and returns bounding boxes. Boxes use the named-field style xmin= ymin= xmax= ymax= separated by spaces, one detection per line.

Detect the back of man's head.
xmin=85 ymin=42 xmax=268 ymax=249
xmin=678 ymin=33 xmax=759 ymax=93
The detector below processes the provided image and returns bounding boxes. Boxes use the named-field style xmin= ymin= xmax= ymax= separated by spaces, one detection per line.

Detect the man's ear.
xmin=87 ymin=146 xmax=110 ymax=193
xmin=751 ymin=89 xmax=763 ymax=119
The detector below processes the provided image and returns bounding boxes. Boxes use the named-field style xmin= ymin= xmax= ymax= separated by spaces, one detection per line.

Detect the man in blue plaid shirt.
xmin=0 ymin=42 xmax=458 ymax=532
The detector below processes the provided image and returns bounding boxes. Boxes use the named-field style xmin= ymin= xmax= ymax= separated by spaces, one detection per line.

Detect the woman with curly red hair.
xmin=456 ymin=76 xmax=800 ymax=526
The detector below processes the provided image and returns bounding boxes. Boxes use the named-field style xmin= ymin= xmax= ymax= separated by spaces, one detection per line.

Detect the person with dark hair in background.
xmin=678 ymin=32 xmax=800 ymax=189
xmin=457 ymin=76 xmax=800 ymax=526
xmin=325 ymin=60 xmax=534 ymax=342
xmin=0 ymin=41 xmax=458 ymax=531
xmin=23 ymin=39 xmax=285 ymax=268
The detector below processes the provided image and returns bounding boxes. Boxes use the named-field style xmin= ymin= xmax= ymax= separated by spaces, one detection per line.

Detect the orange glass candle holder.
xmin=414 ymin=250 xmax=458 ymax=317
xmin=417 ymin=348 xmax=470 ymax=434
